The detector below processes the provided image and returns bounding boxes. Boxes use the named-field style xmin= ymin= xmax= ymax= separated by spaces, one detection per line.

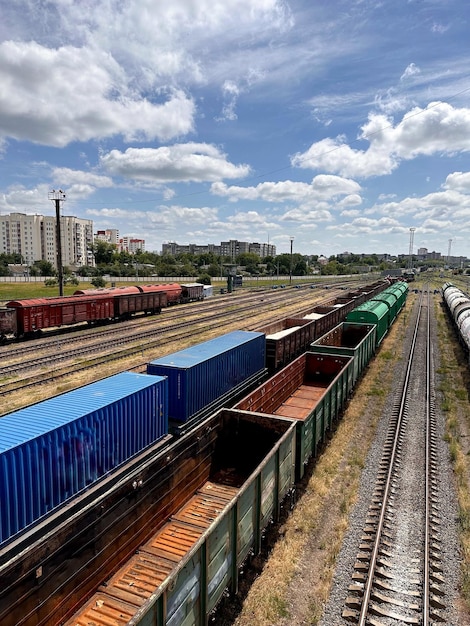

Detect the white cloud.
xmin=400 ymin=63 xmax=421 ymax=82
xmin=100 ymin=144 xmax=250 ymax=183
xmin=280 ymin=207 xmax=333 ymax=224
xmin=330 ymin=216 xmax=406 ymax=236
xmin=211 ymin=175 xmax=361 ymax=204
xmin=52 ymin=168 xmax=113 ymax=188
xmin=443 ymin=171 xmax=470 ymax=193
xmin=291 ymin=102 xmax=470 ymax=178
xmin=0 ymin=184 xmax=51 ymax=210
xmin=0 ymin=40 xmax=195 ymax=147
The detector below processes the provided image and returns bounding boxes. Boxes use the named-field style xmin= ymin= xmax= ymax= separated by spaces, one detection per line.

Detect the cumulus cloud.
xmin=292 ymin=102 xmax=470 ymax=178
xmin=331 ymin=216 xmax=406 ymax=235
xmin=280 ymin=207 xmax=333 ymax=223
xmin=0 ymin=40 xmax=195 ymax=146
xmin=87 ymin=204 xmax=218 ymax=234
xmin=443 ymin=171 xmax=470 ymax=193
xmin=211 ymin=175 xmax=362 ymax=204
xmin=0 ymin=184 xmax=52 ymax=210
xmin=100 ymin=144 xmax=250 ymax=183
xmin=52 ymin=168 xmax=113 ymax=188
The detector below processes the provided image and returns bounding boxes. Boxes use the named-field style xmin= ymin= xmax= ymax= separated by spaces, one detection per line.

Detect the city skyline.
xmin=0 ymin=2 xmax=469 ymax=258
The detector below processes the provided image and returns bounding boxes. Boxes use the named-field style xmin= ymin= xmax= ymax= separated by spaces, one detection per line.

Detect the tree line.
xmin=1 ymin=245 xmax=457 ymax=284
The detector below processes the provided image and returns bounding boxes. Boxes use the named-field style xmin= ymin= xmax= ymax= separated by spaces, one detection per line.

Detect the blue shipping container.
xmin=147 ymin=330 xmax=266 ymax=422
xmin=0 ymin=371 xmax=168 ymax=546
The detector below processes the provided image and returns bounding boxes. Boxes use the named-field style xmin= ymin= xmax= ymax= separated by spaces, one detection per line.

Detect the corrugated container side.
xmin=147 ymin=331 xmax=266 ymax=422
xmin=0 ymin=372 xmax=168 ymax=546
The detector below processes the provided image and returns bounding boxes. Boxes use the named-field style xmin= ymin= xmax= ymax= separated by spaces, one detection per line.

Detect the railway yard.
xmin=1 ymin=276 xmax=470 ymax=625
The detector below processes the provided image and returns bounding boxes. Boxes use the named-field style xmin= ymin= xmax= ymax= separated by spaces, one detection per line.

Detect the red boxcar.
xmin=7 ymin=294 xmax=115 ymax=336
xmin=138 ymin=283 xmax=182 ymax=304
xmin=113 ymin=289 xmax=167 ymax=317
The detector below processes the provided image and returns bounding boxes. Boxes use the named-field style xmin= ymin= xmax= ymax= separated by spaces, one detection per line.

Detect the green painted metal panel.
xmin=207 ymin=511 xmax=233 ymax=613
xmin=237 ymin=481 xmax=256 ymax=564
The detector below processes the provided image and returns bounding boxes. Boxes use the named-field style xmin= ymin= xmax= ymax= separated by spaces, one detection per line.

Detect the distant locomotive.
xmin=0 ymin=282 xmax=204 ymax=342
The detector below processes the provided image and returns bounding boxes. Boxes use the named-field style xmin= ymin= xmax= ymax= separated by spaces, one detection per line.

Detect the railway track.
xmin=0 ymin=286 xmax=344 ymax=405
xmin=342 ymin=286 xmax=445 ymax=625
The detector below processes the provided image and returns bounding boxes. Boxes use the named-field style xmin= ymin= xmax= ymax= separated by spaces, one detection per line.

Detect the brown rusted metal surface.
xmin=65 ymin=480 xmax=239 ymax=625
xmin=273 ymin=384 xmax=327 ymax=420
xmin=66 ymin=591 xmax=137 ymax=625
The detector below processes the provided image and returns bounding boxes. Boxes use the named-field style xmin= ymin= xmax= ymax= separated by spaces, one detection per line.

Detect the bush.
xmin=196 ymin=274 xmax=212 ymax=285
xmin=44 ymin=278 xmax=58 ymax=287
xmin=91 ymin=276 xmax=107 ymax=288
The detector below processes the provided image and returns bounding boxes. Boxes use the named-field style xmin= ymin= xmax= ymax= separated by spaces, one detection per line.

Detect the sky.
xmin=1 ymin=1 xmax=470 ymax=259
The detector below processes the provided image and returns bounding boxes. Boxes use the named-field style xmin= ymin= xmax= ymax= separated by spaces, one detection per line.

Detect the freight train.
xmin=257 ymin=279 xmax=392 ymax=370
xmin=0 ymin=280 xmax=408 ymax=626
xmin=0 ymin=282 xmax=204 ymax=342
xmin=442 ymin=282 xmax=470 ymax=357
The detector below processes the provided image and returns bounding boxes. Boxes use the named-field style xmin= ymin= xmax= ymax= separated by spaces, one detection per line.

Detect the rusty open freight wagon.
xmin=235 ymin=351 xmax=354 ymax=480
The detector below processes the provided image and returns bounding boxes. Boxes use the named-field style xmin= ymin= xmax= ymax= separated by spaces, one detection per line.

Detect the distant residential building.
xmin=118 ymin=237 xmax=145 ymax=254
xmin=162 ymin=242 xmax=222 ymax=256
xmin=162 ymin=239 xmax=276 ymax=259
xmin=95 ymin=229 xmax=119 ymax=245
xmin=1 ymin=212 xmax=94 ymax=268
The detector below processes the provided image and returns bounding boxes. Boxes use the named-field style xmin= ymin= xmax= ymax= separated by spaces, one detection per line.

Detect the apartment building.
xmin=162 ymin=239 xmax=276 ymax=259
xmin=0 ymin=212 xmax=94 ymax=268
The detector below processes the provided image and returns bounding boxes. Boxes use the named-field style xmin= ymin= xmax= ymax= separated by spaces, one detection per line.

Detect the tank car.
xmin=442 ymin=283 xmax=470 ymax=356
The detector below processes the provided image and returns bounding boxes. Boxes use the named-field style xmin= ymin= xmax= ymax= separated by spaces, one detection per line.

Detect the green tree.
xmin=90 ymin=241 xmax=117 ymax=265
xmin=33 ymin=259 xmax=55 ymax=276
xmin=196 ymin=273 xmax=212 ymax=285
xmin=91 ymin=276 xmax=107 ymax=288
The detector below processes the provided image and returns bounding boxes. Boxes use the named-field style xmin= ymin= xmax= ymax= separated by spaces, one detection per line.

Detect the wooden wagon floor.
xmin=273 ymin=383 xmax=328 ymax=421
xmin=65 ymin=480 xmax=240 ymax=625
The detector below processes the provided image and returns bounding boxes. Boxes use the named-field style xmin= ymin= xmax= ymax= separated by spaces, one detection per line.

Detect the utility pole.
xmin=49 ymin=189 xmax=66 ymax=296
xmin=289 ymin=236 xmax=294 ymax=285
xmin=408 ymin=227 xmax=415 ymax=271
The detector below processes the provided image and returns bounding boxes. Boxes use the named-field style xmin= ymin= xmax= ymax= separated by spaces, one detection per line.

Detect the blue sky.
xmin=1 ymin=0 xmax=469 ymax=258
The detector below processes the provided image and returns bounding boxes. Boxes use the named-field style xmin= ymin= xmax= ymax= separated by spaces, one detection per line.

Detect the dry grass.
xmin=231 ymin=300 xmax=411 ymax=626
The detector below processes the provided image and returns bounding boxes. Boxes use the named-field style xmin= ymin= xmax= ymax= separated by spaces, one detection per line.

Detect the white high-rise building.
xmin=118 ymin=237 xmax=145 ymax=254
xmin=0 ymin=212 xmax=94 ymax=268
xmin=95 ymin=229 xmax=119 ymax=245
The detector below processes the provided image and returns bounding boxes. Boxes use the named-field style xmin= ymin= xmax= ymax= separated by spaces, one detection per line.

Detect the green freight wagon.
xmin=310 ymin=322 xmax=377 ymax=387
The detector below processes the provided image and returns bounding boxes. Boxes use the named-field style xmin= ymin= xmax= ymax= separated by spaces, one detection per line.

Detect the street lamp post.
xmin=48 ymin=189 xmax=66 ymax=296
xmin=289 ymin=236 xmax=294 ymax=285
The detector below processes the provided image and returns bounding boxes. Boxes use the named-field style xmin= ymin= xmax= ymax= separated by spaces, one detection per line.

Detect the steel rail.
xmin=357 ymin=289 xmax=425 ymax=625
xmin=423 ymin=287 xmax=431 ymax=626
